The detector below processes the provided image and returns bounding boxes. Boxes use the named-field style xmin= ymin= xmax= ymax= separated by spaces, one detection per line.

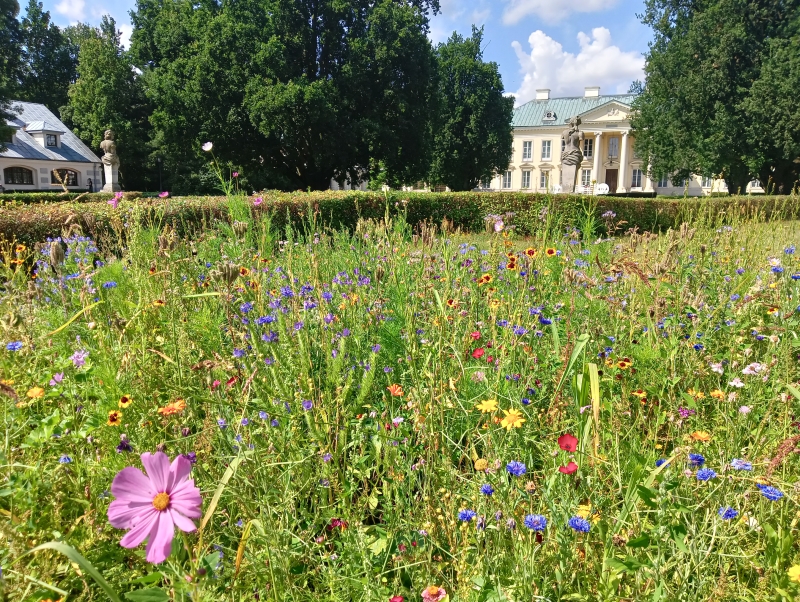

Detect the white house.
xmin=1 ymin=101 xmax=102 ymax=192
xmin=489 ymin=86 xmax=763 ymax=195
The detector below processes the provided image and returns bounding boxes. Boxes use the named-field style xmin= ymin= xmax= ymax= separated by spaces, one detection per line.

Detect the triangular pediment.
xmin=577 ymin=100 xmax=632 ymax=123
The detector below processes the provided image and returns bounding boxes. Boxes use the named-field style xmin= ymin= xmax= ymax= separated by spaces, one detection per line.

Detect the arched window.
xmin=4 ymin=166 xmax=34 ymax=185
xmin=51 ymin=169 xmax=79 ymax=186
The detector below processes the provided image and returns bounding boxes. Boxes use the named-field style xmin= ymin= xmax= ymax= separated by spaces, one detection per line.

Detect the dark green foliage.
xmin=428 ymin=27 xmax=514 ymax=191
xmin=60 ymin=16 xmax=154 ymax=192
xmin=15 ymin=0 xmax=77 ymax=114
xmin=632 ymin=0 xmax=800 ymax=194
xmin=0 ymin=0 xmax=21 ymax=151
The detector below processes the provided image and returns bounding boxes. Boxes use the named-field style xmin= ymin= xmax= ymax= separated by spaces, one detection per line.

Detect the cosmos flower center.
xmin=152 ymin=492 xmax=170 ymax=511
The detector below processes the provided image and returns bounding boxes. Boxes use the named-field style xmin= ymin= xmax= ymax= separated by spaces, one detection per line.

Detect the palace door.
xmin=605 ymin=169 xmax=618 ymax=192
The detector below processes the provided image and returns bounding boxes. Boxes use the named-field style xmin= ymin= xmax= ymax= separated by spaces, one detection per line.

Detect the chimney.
xmin=584 ymin=86 xmax=600 ymax=98
xmin=535 ymin=89 xmax=550 ymax=100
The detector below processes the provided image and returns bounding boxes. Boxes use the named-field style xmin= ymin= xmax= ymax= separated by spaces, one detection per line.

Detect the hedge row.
xmin=0 ymin=190 xmax=797 ymax=248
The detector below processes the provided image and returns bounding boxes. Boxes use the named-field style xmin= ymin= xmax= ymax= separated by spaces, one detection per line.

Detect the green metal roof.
xmin=512 ymin=94 xmax=637 ymax=129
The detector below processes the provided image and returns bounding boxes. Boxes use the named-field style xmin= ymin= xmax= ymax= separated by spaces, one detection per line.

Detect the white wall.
xmin=0 ymin=159 xmax=102 ymax=191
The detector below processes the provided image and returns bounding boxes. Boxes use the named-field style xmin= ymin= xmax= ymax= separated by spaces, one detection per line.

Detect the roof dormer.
xmin=24 ymin=120 xmax=65 ymax=149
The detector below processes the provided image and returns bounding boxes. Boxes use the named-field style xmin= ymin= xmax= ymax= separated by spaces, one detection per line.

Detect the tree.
xmin=16 ymin=0 xmax=77 ymax=114
xmin=0 ymin=0 xmax=21 ymax=151
xmin=427 ymin=27 xmax=513 ymax=192
xmin=61 ymin=16 xmax=153 ymax=190
xmin=130 ymin=0 xmax=440 ymax=192
xmin=631 ymin=0 xmax=799 ymax=194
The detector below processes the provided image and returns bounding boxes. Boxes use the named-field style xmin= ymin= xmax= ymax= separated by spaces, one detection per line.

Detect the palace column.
xmin=592 ymin=132 xmax=602 ymax=191
xmin=643 ymin=161 xmax=655 ymax=192
xmin=617 ymin=131 xmax=629 ymax=193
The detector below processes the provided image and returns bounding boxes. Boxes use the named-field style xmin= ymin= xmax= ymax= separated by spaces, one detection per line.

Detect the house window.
xmin=583 ymin=139 xmax=593 ymax=158
xmin=539 ymin=171 xmax=549 ymax=190
xmin=581 ymin=169 xmax=592 ymax=187
xmin=541 ymin=140 xmax=551 ymax=160
xmin=750 ymin=179 xmax=762 ymax=188
xmin=502 ymin=171 xmax=512 ymax=189
xmin=480 ymin=178 xmax=491 ymax=190
xmin=672 ymin=177 xmax=687 ymax=187
xmin=4 ymin=166 xmax=34 ymax=185
xmin=631 ymin=169 xmax=643 ymax=188
xmin=521 ymin=170 xmax=531 ymax=189
xmin=522 ymin=141 xmax=532 ymax=161
xmin=51 ymin=169 xmax=78 ymax=186
xmin=46 ymin=134 xmax=57 ymax=147
xmin=701 ymin=176 xmax=712 ymax=188
xmin=608 ymin=137 xmax=619 ymax=158
xmin=657 ymin=175 xmax=669 ymax=188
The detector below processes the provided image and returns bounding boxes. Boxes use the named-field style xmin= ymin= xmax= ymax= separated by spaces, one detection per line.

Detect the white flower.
xmin=742 ymin=362 xmax=765 ymax=375
xmin=729 ymin=377 xmax=745 ymax=388
xmin=710 ymin=362 xmax=724 ymax=374
xmin=202 ymin=141 xmax=213 ymax=152
xmin=738 ymin=405 xmax=751 ymax=414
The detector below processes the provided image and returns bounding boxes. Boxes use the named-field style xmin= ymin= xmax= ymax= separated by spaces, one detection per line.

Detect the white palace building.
xmin=1 ymin=101 xmax=102 ymax=192
xmin=483 ymin=86 xmax=762 ymax=195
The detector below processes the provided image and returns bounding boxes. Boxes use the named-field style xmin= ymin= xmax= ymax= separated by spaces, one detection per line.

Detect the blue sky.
xmin=41 ymin=0 xmax=651 ymax=106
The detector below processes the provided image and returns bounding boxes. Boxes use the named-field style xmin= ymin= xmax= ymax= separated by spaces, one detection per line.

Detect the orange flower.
xmin=118 ymin=395 xmax=133 ymax=408
xmin=616 ymin=357 xmax=632 ymax=370
xmin=239 ymin=266 xmax=251 ymax=277
xmin=525 ymin=247 xmax=537 ymax=257
xmin=477 ymin=273 xmax=493 ymax=286
xmin=15 ymin=244 xmax=27 ymax=254
xmin=158 ymin=398 xmax=186 ymax=416
xmin=710 ymin=389 xmax=724 ymax=399
xmin=506 ymin=252 xmax=516 ymax=260
xmin=506 ymin=261 xmax=517 ymax=271
xmin=107 ymin=410 xmax=123 ymax=426
xmin=26 ymin=386 xmax=45 ymax=399
xmin=148 ymin=266 xmax=157 ymax=275
xmin=387 ymin=384 xmax=404 ymax=397
xmin=446 ymin=298 xmax=458 ymax=308
xmin=690 ymin=430 xmax=712 ymax=442
xmin=152 ymin=299 xmax=165 ymax=307
xmin=545 ymin=248 xmax=557 ymax=257
xmin=631 ymin=389 xmax=647 ymax=398
xmin=500 ymin=408 xmax=526 ymax=431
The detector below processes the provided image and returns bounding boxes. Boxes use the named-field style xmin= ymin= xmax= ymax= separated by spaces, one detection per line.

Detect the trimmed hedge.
xmin=0 ymin=190 xmax=797 ymax=248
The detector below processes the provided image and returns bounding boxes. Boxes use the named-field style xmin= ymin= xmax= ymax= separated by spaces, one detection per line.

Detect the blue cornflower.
xmin=264 ymin=357 xmax=274 ymax=365
xmin=262 ymin=331 xmax=279 ymax=343
xmin=497 ymin=319 xmax=509 ymax=328
xmin=736 ymin=268 xmax=745 ymax=275
xmin=241 ymin=417 xmax=249 ymax=426
xmin=506 ymin=461 xmax=527 ymax=477
xmin=341 ymin=328 xmax=351 ymax=337
xmin=521 ymin=397 xmax=531 ymax=405
xmin=693 ymin=343 xmax=704 ymax=351
xmin=102 ymin=281 xmax=118 ymax=288
xmin=480 ymin=484 xmax=494 ymax=496
xmin=523 ymin=514 xmax=547 ymax=531
xmin=240 ymin=302 xmax=253 ymax=314
xmin=718 ymin=507 xmax=738 ymax=520
xmin=233 ymin=348 xmax=246 ymax=358
xmin=458 ymin=509 xmax=477 ymax=522
xmin=568 ymin=516 xmax=591 ymax=532
xmin=513 ymin=326 xmax=528 ymax=336
xmin=696 ymin=468 xmax=717 ymax=481
xmin=58 ymin=455 xmax=72 ymax=464
xmin=539 ymin=316 xmax=552 ymax=326
xmin=655 ymin=458 xmax=668 ymax=467
xmin=302 ymin=400 xmax=313 ymax=411
xmin=730 ymin=294 xmax=740 ymax=301
xmin=688 ymin=453 xmax=705 ymax=467
xmin=772 ymin=266 xmax=784 ymax=274
xmin=303 ymin=300 xmax=317 ymax=310
xmin=372 ymin=344 xmax=381 ymax=353
xmin=322 ymin=291 xmax=333 ymax=301
xmin=259 ymin=411 xmax=268 ymax=420
xmin=217 ymin=419 xmax=227 ymax=429
xmin=293 ymin=321 xmax=304 ymax=331
xmin=5 ymin=341 xmax=23 ymax=351
xmin=280 ymin=286 xmax=294 ymax=298
xmin=758 ymin=485 xmax=784 ymax=501
xmin=730 ymin=458 xmax=752 ymax=471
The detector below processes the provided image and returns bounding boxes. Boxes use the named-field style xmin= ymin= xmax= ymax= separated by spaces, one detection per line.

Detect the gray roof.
xmin=2 ymin=101 xmax=101 ymax=164
xmin=513 ymin=94 xmax=637 ymax=129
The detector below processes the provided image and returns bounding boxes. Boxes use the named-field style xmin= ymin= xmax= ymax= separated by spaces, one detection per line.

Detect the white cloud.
xmin=511 ymin=28 xmax=644 ymax=105
xmin=471 ymin=8 xmax=490 ymax=25
xmin=55 ymin=0 xmax=85 ymax=22
xmin=119 ymin=23 xmax=133 ymax=49
xmin=503 ymin=0 xmax=619 ymax=24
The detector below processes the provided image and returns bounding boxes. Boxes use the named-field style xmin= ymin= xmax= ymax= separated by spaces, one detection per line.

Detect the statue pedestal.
xmin=102 ymin=163 xmax=121 ymax=192
xmin=561 ymin=164 xmax=578 ymax=193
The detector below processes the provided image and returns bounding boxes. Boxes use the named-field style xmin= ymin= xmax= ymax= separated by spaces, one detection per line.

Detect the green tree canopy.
xmin=631 ymin=0 xmax=799 ymax=194
xmin=61 ymin=16 xmax=153 ymax=190
xmin=0 ymin=0 xmax=21 ymax=151
xmin=427 ymin=27 xmax=513 ymax=192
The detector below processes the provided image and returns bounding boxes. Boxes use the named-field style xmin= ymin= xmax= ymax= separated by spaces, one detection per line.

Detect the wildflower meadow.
xmin=2 ymin=190 xmax=800 ymax=601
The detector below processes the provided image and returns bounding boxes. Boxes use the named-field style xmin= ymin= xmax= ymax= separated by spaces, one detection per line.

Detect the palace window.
xmin=581 ymin=169 xmax=592 ymax=187
xmin=539 ymin=171 xmax=549 ymax=190
xmin=608 ymin=137 xmax=619 ymax=159
xmin=4 ymin=166 xmax=33 ymax=185
xmin=672 ymin=177 xmax=687 ymax=187
xmin=583 ymin=139 xmax=593 ymax=158
xmin=522 ymin=141 xmax=532 ymax=161
xmin=631 ymin=169 xmax=643 ymax=188
xmin=541 ymin=140 xmax=551 ymax=160
xmin=701 ymin=176 xmax=712 ymax=188
xmin=657 ymin=175 xmax=669 ymax=188
xmin=749 ymin=179 xmax=762 ymax=189
xmin=46 ymin=134 xmax=58 ymax=147
xmin=502 ymin=171 xmax=512 ymax=189
xmin=51 ymin=169 xmax=78 ymax=186
xmin=521 ymin=170 xmax=531 ymax=189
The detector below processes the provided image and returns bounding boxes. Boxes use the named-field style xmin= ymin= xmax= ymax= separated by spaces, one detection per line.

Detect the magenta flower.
xmin=253 ymin=196 xmax=263 ymax=207
xmin=232 ymin=171 xmax=239 ymax=178
xmin=158 ymin=191 xmax=170 ymax=198
xmin=108 ymin=452 xmax=202 ymax=564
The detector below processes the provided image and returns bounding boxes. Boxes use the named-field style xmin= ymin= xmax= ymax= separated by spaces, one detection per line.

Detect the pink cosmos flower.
xmin=421 ymin=586 xmax=447 ymax=602
xmin=108 ymin=452 xmax=202 ymax=564
xmin=729 ymin=377 xmax=745 ymax=388
xmin=158 ymin=191 xmax=170 ymax=198
xmin=107 ymin=191 xmax=123 ymax=209
xmin=232 ymin=172 xmax=239 ymax=178
xmin=253 ymin=196 xmax=263 ymax=207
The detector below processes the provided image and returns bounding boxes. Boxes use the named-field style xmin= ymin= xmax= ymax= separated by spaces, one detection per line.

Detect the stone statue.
xmin=100 ymin=129 xmax=121 ymax=192
xmin=560 ymin=117 xmax=585 ymax=193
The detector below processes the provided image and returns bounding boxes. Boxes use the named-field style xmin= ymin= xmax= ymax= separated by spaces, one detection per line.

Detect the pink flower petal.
xmin=145 ymin=510 xmax=175 ymax=564
xmin=169 ymin=508 xmax=197 ymax=533
xmin=108 ymin=499 xmax=154 ymax=529
xmin=120 ymin=508 xmax=159 ymax=549
xmin=166 ymin=454 xmax=192 ymax=493
xmin=141 ymin=452 xmax=171 ymax=492
xmin=111 ymin=466 xmax=156 ymax=503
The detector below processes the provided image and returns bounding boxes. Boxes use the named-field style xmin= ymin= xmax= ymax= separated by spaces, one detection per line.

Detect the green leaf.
xmin=669 ymin=523 xmax=689 ymax=554
xmin=20 ymin=541 xmax=122 ymax=602
xmin=635 ymin=484 xmax=658 ymax=509
xmin=606 ymin=556 xmax=648 ymax=573
xmin=124 ymin=589 xmax=170 ymax=602
xmin=626 ymin=533 xmax=653 ymax=548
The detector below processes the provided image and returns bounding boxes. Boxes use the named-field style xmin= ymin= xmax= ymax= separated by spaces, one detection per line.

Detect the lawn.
xmin=2 ymin=199 xmax=800 ymax=601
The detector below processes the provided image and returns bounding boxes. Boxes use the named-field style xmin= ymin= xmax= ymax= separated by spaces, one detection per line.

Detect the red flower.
xmin=486 ymin=355 xmax=494 ymax=363
xmin=558 ymin=433 xmax=578 ymax=452
xmin=559 ymin=461 xmax=579 ymax=474
xmin=226 ymin=376 xmax=238 ymax=388
xmin=472 ymin=348 xmax=485 ymax=359
xmin=390 ymin=597 xmax=404 ymax=602
xmin=327 ymin=518 xmax=348 ymax=530
xmin=470 ymin=331 xmax=481 ymax=340
xmin=398 ymin=543 xmax=407 ymax=552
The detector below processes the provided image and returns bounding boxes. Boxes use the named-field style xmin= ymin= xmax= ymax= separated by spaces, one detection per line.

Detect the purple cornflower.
xmin=5 ymin=341 xmax=23 ymax=351
xmin=302 ymin=400 xmax=313 ymax=411
xmin=696 ymin=468 xmax=717 ymax=481
xmin=524 ymin=514 xmax=547 ymax=531
xmin=506 ymin=461 xmax=526 ymax=477
xmin=70 ymin=349 xmax=89 ymax=368
xmin=49 ymin=373 xmax=64 ymax=386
